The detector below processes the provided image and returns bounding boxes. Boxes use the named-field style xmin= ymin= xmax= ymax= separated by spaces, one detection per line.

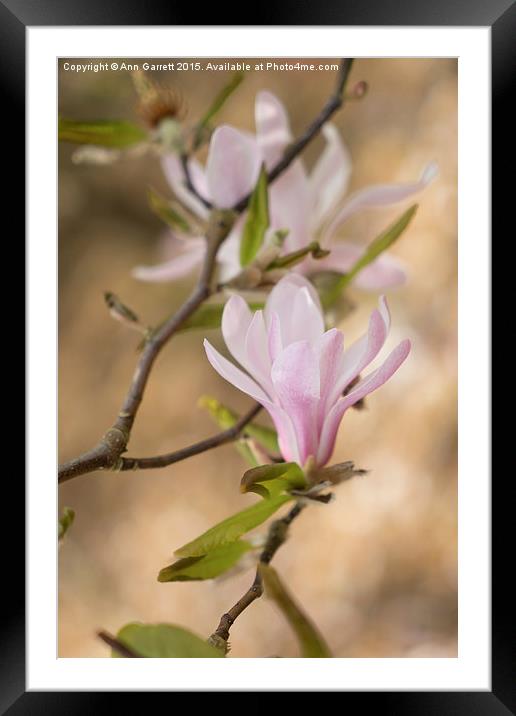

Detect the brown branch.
xmin=97 ymin=630 xmax=140 ymax=658
xmin=59 ymin=59 xmax=355 ymax=485
xmin=117 ymin=403 xmax=262 ymax=471
xmin=209 ymin=501 xmax=305 ymax=647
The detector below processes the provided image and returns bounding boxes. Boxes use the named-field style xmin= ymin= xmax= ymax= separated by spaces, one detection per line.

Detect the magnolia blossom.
xmin=133 ymin=92 xmax=437 ymax=290
xmin=203 ymin=275 xmax=410 ymax=468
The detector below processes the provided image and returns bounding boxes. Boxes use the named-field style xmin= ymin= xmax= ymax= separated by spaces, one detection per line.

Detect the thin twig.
xmin=209 ymin=502 xmax=305 ymax=646
xmin=58 ymin=59 xmax=355 ymax=484
xmin=97 ymin=630 xmax=140 ymax=658
xmin=117 ymin=403 xmax=262 ymax=471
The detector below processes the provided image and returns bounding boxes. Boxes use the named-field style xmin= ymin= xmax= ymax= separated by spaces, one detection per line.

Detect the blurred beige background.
xmin=58 ymin=58 xmax=457 ymax=658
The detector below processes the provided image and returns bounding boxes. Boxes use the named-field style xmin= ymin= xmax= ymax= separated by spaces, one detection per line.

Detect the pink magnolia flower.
xmin=133 ymin=92 xmax=437 ymax=290
xmin=203 ymin=275 xmax=411 ymax=468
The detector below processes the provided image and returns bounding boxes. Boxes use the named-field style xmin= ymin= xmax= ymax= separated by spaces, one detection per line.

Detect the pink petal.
xmin=262 ymin=403 xmax=300 ymax=465
xmin=161 ymin=155 xmax=210 ymax=220
xmin=206 ymin=126 xmax=262 ymax=208
xmin=132 ymin=239 xmax=205 ymax=282
xmin=216 ymin=222 xmax=244 ymax=282
xmin=244 ymin=310 xmax=274 ymax=394
xmin=255 ymin=91 xmax=293 ymax=169
xmin=203 ymin=339 xmax=270 ymax=403
xmin=221 ymin=294 xmax=253 ymax=368
xmin=271 ymin=340 xmax=320 ymax=465
xmin=316 ymin=339 xmax=411 ymax=466
xmin=264 ymin=275 xmax=324 ymax=346
xmin=267 ymin=312 xmax=283 ymax=363
xmin=268 ymin=164 xmax=311 ymax=253
xmin=314 ymin=328 xmax=344 ymax=424
xmin=330 ymin=298 xmax=390 ymax=402
xmin=309 ymin=124 xmax=352 ymax=228
xmin=353 ymin=253 xmax=407 ymax=291
xmin=323 ymin=162 xmax=438 ymax=241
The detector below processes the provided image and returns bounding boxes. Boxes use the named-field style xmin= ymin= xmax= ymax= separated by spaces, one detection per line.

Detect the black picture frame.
xmin=8 ymin=0 xmax=503 ymax=711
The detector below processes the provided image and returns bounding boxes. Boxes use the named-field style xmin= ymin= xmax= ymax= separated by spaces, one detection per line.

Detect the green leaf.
xmin=322 ymin=204 xmax=418 ymax=305
xmin=175 ymin=494 xmax=293 ymax=558
xmin=179 ymin=300 xmax=264 ymax=332
xmin=158 ymin=539 xmax=253 ymax=582
xmin=58 ymin=118 xmax=147 ymax=148
xmin=113 ymin=623 xmax=223 ymax=658
xmin=267 ymin=241 xmax=330 ymax=270
xmin=241 ymin=463 xmax=308 ymax=499
xmin=58 ymin=507 xmax=75 ymax=541
xmin=234 ymin=440 xmax=261 ymax=467
xmin=147 ymin=187 xmax=192 ymax=233
xmin=259 ymin=564 xmax=332 ymax=657
xmin=240 ymin=164 xmax=269 ymax=266
xmin=198 ymin=395 xmax=279 ymax=453
xmin=194 ymin=72 xmax=245 ymax=148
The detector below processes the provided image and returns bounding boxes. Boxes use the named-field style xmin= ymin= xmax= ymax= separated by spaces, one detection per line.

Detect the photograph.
xmin=57 ymin=56 xmax=458 ymax=660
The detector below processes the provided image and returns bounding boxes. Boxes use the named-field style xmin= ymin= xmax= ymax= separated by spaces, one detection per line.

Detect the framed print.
xmin=8 ymin=0 xmax=505 ymax=710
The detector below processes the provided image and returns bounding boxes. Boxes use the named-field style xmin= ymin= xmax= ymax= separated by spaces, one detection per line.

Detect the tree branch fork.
xmin=58 ymin=59 xmax=355 ymax=485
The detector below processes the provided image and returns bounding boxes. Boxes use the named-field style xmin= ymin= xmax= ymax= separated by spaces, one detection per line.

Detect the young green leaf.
xmin=147 ymin=187 xmax=192 ymax=234
xmin=158 ymin=539 xmax=253 ymax=582
xmin=234 ymin=439 xmax=261 ymax=467
xmin=199 ymin=395 xmax=279 ymax=453
xmin=259 ymin=564 xmax=332 ymax=658
xmin=240 ymin=164 xmax=269 ymax=267
xmin=241 ymin=463 xmax=308 ymax=499
xmin=323 ymin=204 xmax=418 ymax=305
xmin=175 ymin=494 xmax=293 ymax=558
xmin=113 ymin=623 xmax=224 ymax=658
xmin=58 ymin=118 xmax=147 ymax=148
xmin=194 ymin=72 xmax=245 ymax=148
xmin=58 ymin=507 xmax=75 ymax=541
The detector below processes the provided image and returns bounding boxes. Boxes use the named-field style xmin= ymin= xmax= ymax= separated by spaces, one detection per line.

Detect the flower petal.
xmin=309 ymin=124 xmax=352 ymax=228
xmin=161 ymin=155 xmax=210 ymax=220
xmin=323 ymin=162 xmax=438 ymax=240
xmin=267 ymin=311 xmax=283 ymax=363
xmin=216 ymin=221 xmax=244 ymax=282
xmin=271 ymin=340 xmax=320 ymax=465
xmin=206 ymin=125 xmax=262 ymax=208
xmin=221 ymin=294 xmax=253 ymax=367
xmin=203 ymin=339 xmax=270 ymax=404
xmin=268 ymin=165 xmax=312 ymax=253
xmin=316 ymin=339 xmax=411 ymax=466
xmin=255 ymin=91 xmax=293 ymax=169
xmin=263 ymin=403 xmax=300 ymax=465
xmin=264 ymin=275 xmax=323 ymax=346
xmin=244 ymin=310 xmax=274 ymax=395
xmin=314 ymin=328 xmax=344 ymax=423
xmin=132 ymin=239 xmax=205 ymax=282
xmin=330 ymin=298 xmax=391 ymax=402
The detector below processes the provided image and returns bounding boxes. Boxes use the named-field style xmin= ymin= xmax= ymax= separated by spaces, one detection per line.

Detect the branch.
xmin=209 ymin=501 xmax=305 ymax=647
xmin=59 ymin=59 xmax=355 ymax=484
xmin=117 ymin=403 xmax=262 ymax=471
